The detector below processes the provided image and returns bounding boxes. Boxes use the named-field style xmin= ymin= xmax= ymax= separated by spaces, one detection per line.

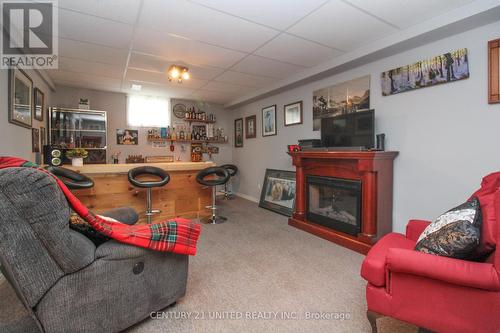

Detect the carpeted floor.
xmin=0 ymin=197 xmax=416 ymax=332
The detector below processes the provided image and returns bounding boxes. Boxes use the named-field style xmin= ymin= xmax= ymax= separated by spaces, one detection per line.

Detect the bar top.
xmin=64 ymin=161 xmax=216 ymax=174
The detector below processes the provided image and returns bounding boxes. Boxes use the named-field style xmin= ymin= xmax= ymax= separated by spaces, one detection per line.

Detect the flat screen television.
xmin=321 ymin=109 xmax=374 ymax=149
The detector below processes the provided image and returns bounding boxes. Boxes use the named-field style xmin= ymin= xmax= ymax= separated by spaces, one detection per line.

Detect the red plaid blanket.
xmin=0 ymin=157 xmax=201 ymax=255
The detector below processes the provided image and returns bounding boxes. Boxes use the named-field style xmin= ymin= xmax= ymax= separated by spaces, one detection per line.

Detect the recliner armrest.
xmin=405 ymin=219 xmax=431 ymax=242
xmin=95 ymin=240 xmax=151 ymax=260
xmin=386 ymin=248 xmax=500 ymax=291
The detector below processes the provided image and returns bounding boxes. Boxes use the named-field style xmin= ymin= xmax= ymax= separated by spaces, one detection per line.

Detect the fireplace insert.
xmin=306 ymin=175 xmax=362 ymax=236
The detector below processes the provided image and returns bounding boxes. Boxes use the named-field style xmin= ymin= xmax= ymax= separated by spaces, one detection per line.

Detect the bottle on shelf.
xmin=171 ymin=127 xmax=176 ymax=140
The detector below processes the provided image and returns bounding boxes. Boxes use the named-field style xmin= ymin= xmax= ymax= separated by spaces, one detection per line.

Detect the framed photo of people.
xmin=262 ymin=104 xmax=277 ymax=137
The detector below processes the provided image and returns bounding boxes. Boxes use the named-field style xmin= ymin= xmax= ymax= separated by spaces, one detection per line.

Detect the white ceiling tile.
xmin=128 ymin=53 xmax=225 ymax=80
xmin=231 ymin=55 xmax=304 ymax=79
xmin=188 ymin=0 xmax=327 ymax=30
xmin=132 ymin=28 xmax=246 ymax=69
xmin=345 ymin=0 xmax=475 ymax=29
xmin=55 ymin=80 xmax=124 ymax=94
xmin=59 ymin=8 xmax=134 ymax=49
xmin=214 ymin=70 xmax=277 ymax=88
xmin=123 ymin=81 xmax=195 ymax=98
xmin=191 ymin=89 xmax=236 ymax=104
xmin=58 ymin=56 xmax=124 ymax=79
xmin=59 ymin=38 xmax=129 ymax=67
xmin=57 ymin=0 xmax=142 ymax=24
xmin=287 ymin=0 xmax=398 ymax=51
xmin=49 ymin=70 xmax=122 ymax=87
xmin=125 ymin=68 xmax=209 ymax=90
xmin=255 ymin=33 xmax=343 ymax=67
xmin=201 ymin=81 xmax=251 ymax=94
xmin=138 ymin=0 xmax=278 ymax=52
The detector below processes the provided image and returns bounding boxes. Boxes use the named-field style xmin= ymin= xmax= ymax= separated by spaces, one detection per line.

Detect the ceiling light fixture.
xmin=168 ymin=65 xmax=190 ymax=83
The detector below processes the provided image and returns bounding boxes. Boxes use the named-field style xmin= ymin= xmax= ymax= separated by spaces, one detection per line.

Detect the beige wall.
xmin=231 ymin=20 xmax=500 ymax=233
xmin=0 ymin=69 xmax=53 ymax=161
xmin=51 ymin=86 xmax=233 ymax=165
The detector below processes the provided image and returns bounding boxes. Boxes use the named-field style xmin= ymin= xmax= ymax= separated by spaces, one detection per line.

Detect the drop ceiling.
xmin=46 ymin=0 xmax=481 ymax=105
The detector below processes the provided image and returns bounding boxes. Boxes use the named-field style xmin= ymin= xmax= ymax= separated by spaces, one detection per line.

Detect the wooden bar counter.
xmin=66 ymin=162 xmax=215 ymax=223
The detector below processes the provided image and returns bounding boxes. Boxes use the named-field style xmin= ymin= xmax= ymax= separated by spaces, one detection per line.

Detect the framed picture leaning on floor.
xmin=259 ymin=169 xmax=296 ymax=217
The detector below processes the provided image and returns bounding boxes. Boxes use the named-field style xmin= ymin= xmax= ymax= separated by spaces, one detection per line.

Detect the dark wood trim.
xmin=262 ymin=104 xmax=277 ymax=137
xmin=245 ymin=115 xmax=256 ymax=139
xmin=284 ymin=100 xmax=303 ymax=126
xmin=234 ymin=118 xmax=243 ymax=147
xmin=488 ymin=38 xmax=500 ymax=104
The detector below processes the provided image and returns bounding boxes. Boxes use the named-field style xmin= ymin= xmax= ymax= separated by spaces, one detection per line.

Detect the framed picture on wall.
xmin=489 ymin=38 xmax=500 ymax=104
xmin=284 ymin=101 xmax=303 ymax=126
xmin=32 ymin=128 xmax=40 ymax=152
xmin=34 ymin=88 xmax=45 ymax=121
xmin=235 ymin=118 xmax=243 ymax=147
xmin=259 ymin=169 xmax=296 ymax=217
xmin=262 ymin=105 xmax=277 ymax=137
xmin=116 ymin=129 xmax=138 ymax=145
xmin=40 ymin=126 xmax=46 ymax=147
xmin=8 ymin=68 xmax=33 ymax=129
xmin=245 ymin=115 xmax=256 ymax=139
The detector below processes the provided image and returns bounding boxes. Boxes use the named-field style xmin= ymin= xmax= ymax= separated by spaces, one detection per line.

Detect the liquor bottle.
xmin=171 ymin=127 xmax=176 ymax=140
xmin=180 ymin=127 xmax=185 ymax=140
xmin=185 ymin=110 xmax=190 ymax=119
xmin=166 ymin=126 xmax=171 ymax=139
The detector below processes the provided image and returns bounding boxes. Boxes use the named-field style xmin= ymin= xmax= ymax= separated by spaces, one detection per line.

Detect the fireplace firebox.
xmin=306 ymin=176 xmax=361 ymax=236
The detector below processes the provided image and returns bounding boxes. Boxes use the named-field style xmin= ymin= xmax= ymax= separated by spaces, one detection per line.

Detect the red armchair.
xmin=361 ymin=173 xmax=500 ymax=333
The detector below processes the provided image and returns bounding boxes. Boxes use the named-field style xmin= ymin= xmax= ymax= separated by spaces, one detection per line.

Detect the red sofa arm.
xmin=405 ymin=219 xmax=431 ymax=242
xmin=386 ymin=248 xmax=500 ymax=291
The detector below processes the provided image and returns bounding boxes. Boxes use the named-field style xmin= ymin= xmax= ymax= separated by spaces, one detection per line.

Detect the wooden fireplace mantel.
xmin=288 ymin=150 xmax=398 ymax=254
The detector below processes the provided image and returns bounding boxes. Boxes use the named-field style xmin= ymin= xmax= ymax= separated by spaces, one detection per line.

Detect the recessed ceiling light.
xmin=131 ymin=84 xmax=142 ymax=91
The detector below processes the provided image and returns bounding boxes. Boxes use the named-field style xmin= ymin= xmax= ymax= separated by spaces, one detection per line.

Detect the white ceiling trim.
xmin=225 ymin=0 xmax=500 ymax=108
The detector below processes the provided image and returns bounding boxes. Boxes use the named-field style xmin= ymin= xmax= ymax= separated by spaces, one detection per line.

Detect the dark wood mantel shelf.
xmin=288 ymin=150 xmax=398 ymax=254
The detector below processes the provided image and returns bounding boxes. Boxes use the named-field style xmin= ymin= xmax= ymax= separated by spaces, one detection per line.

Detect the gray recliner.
xmin=0 ymin=167 xmax=189 ymax=333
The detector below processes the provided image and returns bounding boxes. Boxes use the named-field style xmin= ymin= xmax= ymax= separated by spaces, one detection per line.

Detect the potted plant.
xmin=66 ymin=148 xmax=88 ymax=167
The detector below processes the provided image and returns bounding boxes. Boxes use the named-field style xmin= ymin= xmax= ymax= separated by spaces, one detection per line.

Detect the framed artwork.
xmin=116 ymin=129 xmax=138 ymax=145
xmin=488 ymin=38 xmax=500 ymax=104
xmin=245 ymin=115 xmax=256 ymax=138
xmin=259 ymin=169 xmax=296 ymax=217
xmin=40 ymin=126 xmax=46 ymax=147
xmin=313 ymin=75 xmax=370 ymax=131
xmin=34 ymin=88 xmax=45 ymax=121
xmin=234 ymin=118 xmax=243 ymax=147
xmin=381 ymin=48 xmax=469 ymax=96
xmin=32 ymin=128 xmax=40 ymax=152
xmin=262 ymin=104 xmax=277 ymax=137
xmin=284 ymin=101 xmax=303 ymax=126
xmin=8 ymin=68 xmax=33 ymax=129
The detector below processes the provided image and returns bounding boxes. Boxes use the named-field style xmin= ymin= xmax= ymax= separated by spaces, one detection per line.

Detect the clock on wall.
xmin=173 ymin=103 xmax=187 ymax=119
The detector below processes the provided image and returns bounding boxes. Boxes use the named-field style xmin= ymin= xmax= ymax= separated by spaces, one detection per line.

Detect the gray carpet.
xmin=0 ymin=197 xmax=416 ymax=333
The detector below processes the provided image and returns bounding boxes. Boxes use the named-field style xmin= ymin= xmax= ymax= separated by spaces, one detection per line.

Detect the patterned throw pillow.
xmin=415 ymin=197 xmax=482 ymax=259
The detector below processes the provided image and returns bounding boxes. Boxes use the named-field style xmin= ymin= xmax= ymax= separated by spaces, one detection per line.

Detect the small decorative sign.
xmin=116 ymin=129 xmax=138 ymax=145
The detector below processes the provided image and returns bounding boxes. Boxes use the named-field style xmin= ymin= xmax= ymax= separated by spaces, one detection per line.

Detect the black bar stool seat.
xmin=220 ymin=164 xmax=238 ymax=200
xmin=128 ymin=166 xmax=170 ymax=223
xmin=196 ymin=167 xmax=230 ymax=224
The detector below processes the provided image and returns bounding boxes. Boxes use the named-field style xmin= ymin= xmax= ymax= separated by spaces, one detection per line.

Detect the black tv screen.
xmin=321 ymin=110 xmax=374 ymax=149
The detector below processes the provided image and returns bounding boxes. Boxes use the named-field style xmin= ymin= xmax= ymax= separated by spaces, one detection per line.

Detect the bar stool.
xmin=128 ymin=166 xmax=170 ymax=223
xmin=196 ymin=167 xmax=230 ymax=224
xmin=220 ymin=164 xmax=238 ymax=200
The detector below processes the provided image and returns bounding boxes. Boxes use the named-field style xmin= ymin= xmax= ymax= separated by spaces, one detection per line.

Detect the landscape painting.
xmin=313 ymin=76 xmax=370 ymax=131
xmin=381 ymin=48 xmax=469 ymax=96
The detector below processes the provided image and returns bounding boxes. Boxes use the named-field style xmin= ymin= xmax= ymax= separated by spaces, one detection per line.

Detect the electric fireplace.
xmin=307 ymin=176 xmax=361 ymax=236
xmin=288 ymin=150 xmax=398 ymax=254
